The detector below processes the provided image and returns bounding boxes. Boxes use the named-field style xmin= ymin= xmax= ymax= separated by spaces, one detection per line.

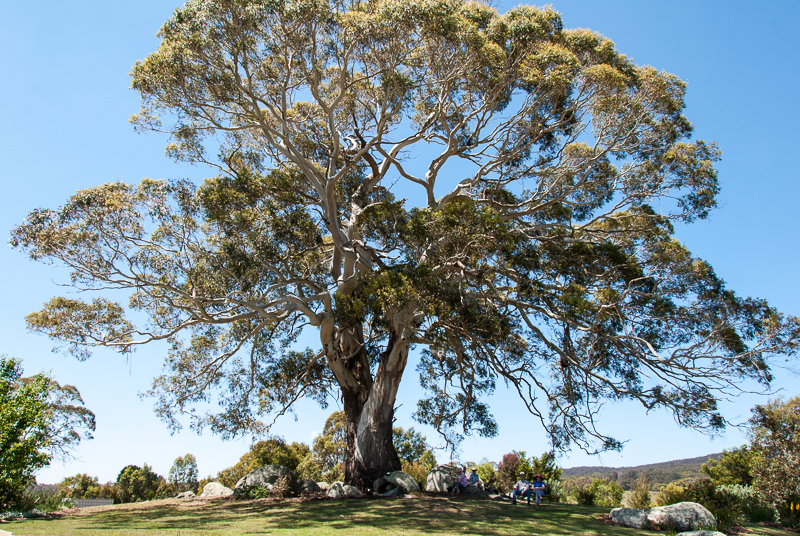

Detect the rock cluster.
xmin=372 ymin=470 xmax=420 ymax=497
xmin=327 ymin=482 xmax=363 ymax=498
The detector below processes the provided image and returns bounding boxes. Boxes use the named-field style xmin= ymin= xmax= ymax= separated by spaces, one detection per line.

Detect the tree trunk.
xmin=323 ymin=319 xmax=411 ymax=489
xmin=342 ymin=383 xmax=402 ymax=489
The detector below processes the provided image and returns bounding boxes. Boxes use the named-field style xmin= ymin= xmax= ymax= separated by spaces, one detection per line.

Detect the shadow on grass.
xmin=13 ymin=497 xmax=657 ymax=535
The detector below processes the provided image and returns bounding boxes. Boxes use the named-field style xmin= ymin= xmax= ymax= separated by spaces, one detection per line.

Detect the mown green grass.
xmin=4 ymin=496 xmax=798 ymax=536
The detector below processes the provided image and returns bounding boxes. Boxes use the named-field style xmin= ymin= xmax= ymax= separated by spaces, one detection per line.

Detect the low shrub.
xmin=684 ymin=479 xmax=742 ymax=531
xmin=401 ymin=460 xmax=429 ymax=490
xmin=654 ymin=483 xmax=686 ymax=506
xmin=548 ymin=480 xmax=565 ymax=503
xmin=236 ymin=485 xmax=272 ymax=500
xmin=627 ymin=475 xmax=652 ymax=509
xmin=567 ymin=478 xmax=623 ymax=507
xmin=573 ymin=486 xmax=596 ymax=506
xmin=271 ymin=475 xmax=299 ymax=498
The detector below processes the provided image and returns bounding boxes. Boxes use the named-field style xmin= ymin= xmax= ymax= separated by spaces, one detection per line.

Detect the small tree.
xmin=702 ymin=446 xmax=759 ymax=487
xmin=58 ymin=474 xmax=101 ymax=499
xmin=530 ymin=451 xmax=563 ymax=483
xmin=0 ymin=355 xmax=95 ymax=510
xmin=168 ymin=453 xmax=199 ymax=493
xmin=392 ymin=427 xmax=430 ymax=464
xmin=476 ymin=459 xmax=496 ymax=489
xmin=627 ymin=474 xmax=652 ymax=509
xmin=750 ymin=397 xmax=800 ymax=509
xmin=654 ymin=483 xmax=687 ymax=506
xmin=115 ymin=464 xmax=163 ymax=503
xmin=496 ymin=451 xmax=533 ymax=493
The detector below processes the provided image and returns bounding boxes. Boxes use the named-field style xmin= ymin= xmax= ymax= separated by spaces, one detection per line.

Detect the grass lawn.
xmin=4 ymin=496 xmax=798 ymax=536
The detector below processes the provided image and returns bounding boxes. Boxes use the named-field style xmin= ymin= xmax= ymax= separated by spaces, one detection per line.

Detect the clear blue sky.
xmin=1 ymin=1 xmax=798 ymax=485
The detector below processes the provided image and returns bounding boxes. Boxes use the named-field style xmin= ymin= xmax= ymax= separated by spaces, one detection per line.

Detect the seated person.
xmin=531 ymin=474 xmax=546 ymax=505
xmin=451 ymin=469 xmax=469 ymax=494
xmin=469 ymin=467 xmax=483 ymax=489
xmin=511 ymin=471 xmax=530 ymax=504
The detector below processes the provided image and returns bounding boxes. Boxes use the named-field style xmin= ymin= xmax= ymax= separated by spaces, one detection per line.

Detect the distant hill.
xmin=562 ymin=453 xmax=723 ymax=490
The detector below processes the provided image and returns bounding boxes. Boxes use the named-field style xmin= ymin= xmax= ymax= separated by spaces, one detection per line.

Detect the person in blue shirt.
xmin=531 ymin=474 xmax=546 ymax=505
xmin=469 ymin=467 xmax=482 ymax=488
xmin=511 ymin=472 xmax=530 ymax=504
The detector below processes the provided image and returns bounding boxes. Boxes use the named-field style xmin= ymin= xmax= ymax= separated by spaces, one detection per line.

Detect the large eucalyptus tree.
xmin=12 ymin=0 xmax=799 ymax=488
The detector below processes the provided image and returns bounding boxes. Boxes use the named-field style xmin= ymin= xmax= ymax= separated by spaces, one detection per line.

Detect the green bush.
xmin=548 ymin=480 xmax=565 ymax=503
xmin=595 ymin=479 xmax=624 ymax=507
xmin=12 ymin=488 xmax=64 ymax=513
xmin=296 ymin=454 xmax=323 ymax=483
xmin=718 ymin=484 xmax=777 ymax=524
xmin=476 ymin=460 xmax=496 ymax=490
xmin=573 ymin=486 xmax=596 ymax=506
xmin=236 ymin=485 xmax=272 ymax=499
xmin=684 ymin=479 xmax=741 ymax=531
xmin=654 ymin=483 xmax=686 ymax=506
xmin=567 ymin=478 xmax=622 ymax=507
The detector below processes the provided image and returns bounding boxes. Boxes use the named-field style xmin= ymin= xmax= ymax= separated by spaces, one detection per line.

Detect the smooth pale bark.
xmin=324 ymin=318 xmax=411 ymax=487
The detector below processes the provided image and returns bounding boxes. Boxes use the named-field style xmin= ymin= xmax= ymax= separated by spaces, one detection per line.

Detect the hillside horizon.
xmin=562 ymin=452 xmax=724 ymax=489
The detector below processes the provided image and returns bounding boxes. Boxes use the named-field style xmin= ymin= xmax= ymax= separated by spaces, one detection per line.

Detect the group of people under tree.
xmin=450 ymin=466 xmax=548 ymax=505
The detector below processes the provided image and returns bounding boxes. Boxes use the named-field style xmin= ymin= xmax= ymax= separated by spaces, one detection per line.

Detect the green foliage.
xmin=236 ymin=485 xmax=272 ymax=500
xmin=682 ymin=479 xmax=743 ymax=531
xmin=475 ymin=460 xmax=496 ymax=489
xmin=593 ymin=478 xmax=624 ymax=507
xmin=168 ymin=453 xmax=199 ymax=493
xmin=750 ymin=397 xmax=800 ymax=509
xmin=419 ymin=450 xmax=437 ymax=472
xmin=392 ymin=427 xmax=430 ymax=463
xmin=252 ymin=439 xmax=309 ymax=471
xmin=627 ymin=474 xmax=652 ymax=509
xmin=530 ymin=451 xmax=563 ymax=483
xmin=654 ymin=483 xmax=687 ymax=506
xmin=702 ymin=445 xmax=758 ymax=486
xmin=309 ymin=412 xmax=347 ymax=483
xmin=217 ymin=437 xmax=310 ymax=488
xmin=0 ymin=356 xmax=95 ymax=511
xmin=115 ymin=464 xmax=164 ymax=503
xmin=58 ymin=474 xmax=101 ymax=499
xmin=572 ymin=485 xmax=596 ymax=506
xmin=1 ymin=356 xmax=50 ymax=510
xmin=718 ymin=484 xmax=777 ymax=524
xmin=547 ymin=480 xmax=566 ymax=504
xmin=565 ymin=477 xmax=622 ymax=506
xmin=296 ymin=454 xmax=323 ymax=483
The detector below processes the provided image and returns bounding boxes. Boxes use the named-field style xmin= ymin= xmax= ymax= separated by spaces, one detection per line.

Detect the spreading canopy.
xmin=11 ymin=0 xmax=800 ymax=484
